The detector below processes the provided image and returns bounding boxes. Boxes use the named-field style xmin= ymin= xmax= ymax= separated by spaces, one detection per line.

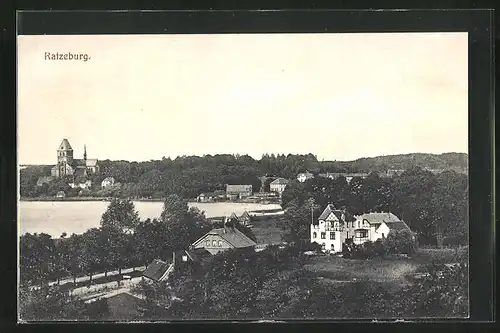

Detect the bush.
xmin=384 ymin=229 xmax=417 ymax=256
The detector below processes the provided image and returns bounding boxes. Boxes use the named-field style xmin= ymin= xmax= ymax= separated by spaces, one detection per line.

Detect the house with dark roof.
xmin=191 ymin=226 xmax=257 ymax=255
xmin=142 ymin=259 xmax=173 ymax=282
xmin=239 ymin=211 xmax=252 ymax=226
xmin=143 ymin=249 xmax=213 ymax=282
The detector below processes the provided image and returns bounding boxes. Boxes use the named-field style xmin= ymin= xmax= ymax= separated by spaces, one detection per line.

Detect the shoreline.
xmin=20 ymin=197 xmax=282 ymax=205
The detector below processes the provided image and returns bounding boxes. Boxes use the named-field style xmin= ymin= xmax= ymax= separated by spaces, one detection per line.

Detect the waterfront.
xmin=18 ymin=201 xmax=282 ymax=238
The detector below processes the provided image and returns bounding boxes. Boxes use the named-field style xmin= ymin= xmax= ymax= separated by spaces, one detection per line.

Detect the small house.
xmin=270 ymin=178 xmax=289 ymax=195
xmin=142 ymin=259 xmax=173 ymax=282
xmin=239 ymin=211 xmax=252 ymax=226
xmin=191 ymin=226 xmax=257 ymax=255
xmin=297 ymin=172 xmax=314 ymax=183
xmin=101 ymin=177 xmax=116 ymax=189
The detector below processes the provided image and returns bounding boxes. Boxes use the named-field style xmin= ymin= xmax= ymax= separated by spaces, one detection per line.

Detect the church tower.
xmin=57 ymin=138 xmax=74 ymax=177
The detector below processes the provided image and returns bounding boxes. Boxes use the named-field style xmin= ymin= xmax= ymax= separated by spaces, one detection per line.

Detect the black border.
xmin=2 ymin=8 xmax=496 ymax=332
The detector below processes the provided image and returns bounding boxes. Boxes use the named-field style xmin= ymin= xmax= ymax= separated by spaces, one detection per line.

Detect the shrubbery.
xmin=342 ymin=229 xmax=417 ymax=259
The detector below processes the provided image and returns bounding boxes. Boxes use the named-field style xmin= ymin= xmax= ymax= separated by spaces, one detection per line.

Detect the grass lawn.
xmin=304 ymin=255 xmax=418 ymax=289
xmin=251 ymin=217 xmax=284 ymax=245
xmin=304 ymin=246 xmax=469 ymax=290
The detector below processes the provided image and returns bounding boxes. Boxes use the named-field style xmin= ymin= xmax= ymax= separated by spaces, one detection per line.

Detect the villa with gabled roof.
xmin=311 ymin=204 xmax=413 ymax=253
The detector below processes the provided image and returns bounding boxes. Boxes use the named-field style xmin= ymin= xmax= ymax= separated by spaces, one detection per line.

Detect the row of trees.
xmin=19 ymin=196 xmax=255 ymax=287
xmin=280 ymin=167 xmax=468 ymax=247
xmin=134 ymin=244 xmax=468 ymax=319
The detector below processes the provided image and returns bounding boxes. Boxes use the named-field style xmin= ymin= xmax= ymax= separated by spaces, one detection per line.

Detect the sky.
xmin=17 ymin=33 xmax=468 ymax=165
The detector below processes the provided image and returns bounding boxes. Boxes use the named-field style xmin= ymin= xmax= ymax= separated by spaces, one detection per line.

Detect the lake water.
xmin=18 ymin=201 xmax=282 ymax=238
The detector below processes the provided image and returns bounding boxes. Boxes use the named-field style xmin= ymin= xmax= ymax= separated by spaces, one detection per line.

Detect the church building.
xmin=50 ymin=139 xmax=99 ymax=178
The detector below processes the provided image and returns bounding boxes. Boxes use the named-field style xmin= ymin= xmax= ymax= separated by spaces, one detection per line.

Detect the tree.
xmin=19 ymin=233 xmax=57 ymax=285
xmin=281 ymin=198 xmax=321 ymax=246
xmin=100 ymin=198 xmax=140 ymax=232
xmin=384 ymin=229 xmax=417 ymax=255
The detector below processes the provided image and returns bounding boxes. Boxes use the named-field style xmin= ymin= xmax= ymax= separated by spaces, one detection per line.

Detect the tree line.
xmin=280 ymin=167 xmax=468 ymax=247
xmin=19 ymin=196 xmax=256 ymax=287
xmin=20 ymin=152 xmax=467 ymax=199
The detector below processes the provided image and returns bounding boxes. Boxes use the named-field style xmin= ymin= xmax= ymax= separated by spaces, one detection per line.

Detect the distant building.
xmin=297 ymin=172 xmax=314 ymax=183
xmin=383 ymin=169 xmax=405 ymax=178
xmin=56 ymin=191 xmax=65 ymax=198
xmin=197 ymin=190 xmax=226 ymax=202
xmin=191 ymin=226 xmax=257 ymax=255
xmin=36 ymin=176 xmax=55 ymax=187
xmin=101 ymin=177 xmax=116 ymax=189
xmin=69 ymin=179 xmax=92 ymax=190
xmin=225 ymin=184 xmax=253 ymax=200
xmin=270 ymin=178 xmax=289 ymax=195
xmin=50 ymin=139 xmax=100 ymax=179
xmin=239 ymin=211 xmax=252 ymax=226
xmin=318 ymin=172 xmax=369 ymax=184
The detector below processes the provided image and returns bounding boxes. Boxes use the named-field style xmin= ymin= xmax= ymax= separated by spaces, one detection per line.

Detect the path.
xmin=71 ymin=276 xmax=144 ymax=299
xmin=47 ymin=266 xmax=146 ymax=287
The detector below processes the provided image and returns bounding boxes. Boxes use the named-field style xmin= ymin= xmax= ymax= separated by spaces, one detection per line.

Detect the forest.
xmin=20 ymin=152 xmax=468 ymax=199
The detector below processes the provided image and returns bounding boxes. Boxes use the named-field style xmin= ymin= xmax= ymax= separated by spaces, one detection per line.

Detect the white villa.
xmin=311 ymin=204 xmax=412 ymax=253
xmin=310 ymin=204 xmax=347 ymax=253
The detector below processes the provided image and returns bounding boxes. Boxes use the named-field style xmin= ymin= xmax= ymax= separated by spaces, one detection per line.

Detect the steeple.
xmin=83 ymin=144 xmax=87 ymax=161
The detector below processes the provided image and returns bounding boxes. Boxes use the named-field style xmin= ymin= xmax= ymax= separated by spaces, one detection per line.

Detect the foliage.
xmin=100 ymin=198 xmax=140 ymax=232
xmin=384 ymin=229 xmax=417 ymax=255
xmin=18 ymin=284 xmax=109 ymax=321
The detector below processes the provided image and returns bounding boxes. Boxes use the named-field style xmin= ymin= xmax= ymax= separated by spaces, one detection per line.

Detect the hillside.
xmin=336 ymin=153 xmax=468 ymax=173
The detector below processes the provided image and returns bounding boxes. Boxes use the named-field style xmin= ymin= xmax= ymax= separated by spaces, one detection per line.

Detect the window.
xmin=205 ymin=240 xmax=210 ymax=247
xmin=355 ymin=230 xmax=368 ymax=238
xmin=331 ymin=244 xmax=335 ymax=251
xmin=321 ymin=232 xmax=326 ymax=239
xmin=212 ymin=240 xmax=217 ymax=247
xmin=330 ymin=232 xmax=335 ymax=240
xmin=321 ymin=243 xmax=326 ymax=250
xmin=382 ymin=233 xmax=385 ymax=238
xmin=218 ymin=240 xmax=222 ymax=247
xmin=313 ymin=232 xmax=317 ymax=239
